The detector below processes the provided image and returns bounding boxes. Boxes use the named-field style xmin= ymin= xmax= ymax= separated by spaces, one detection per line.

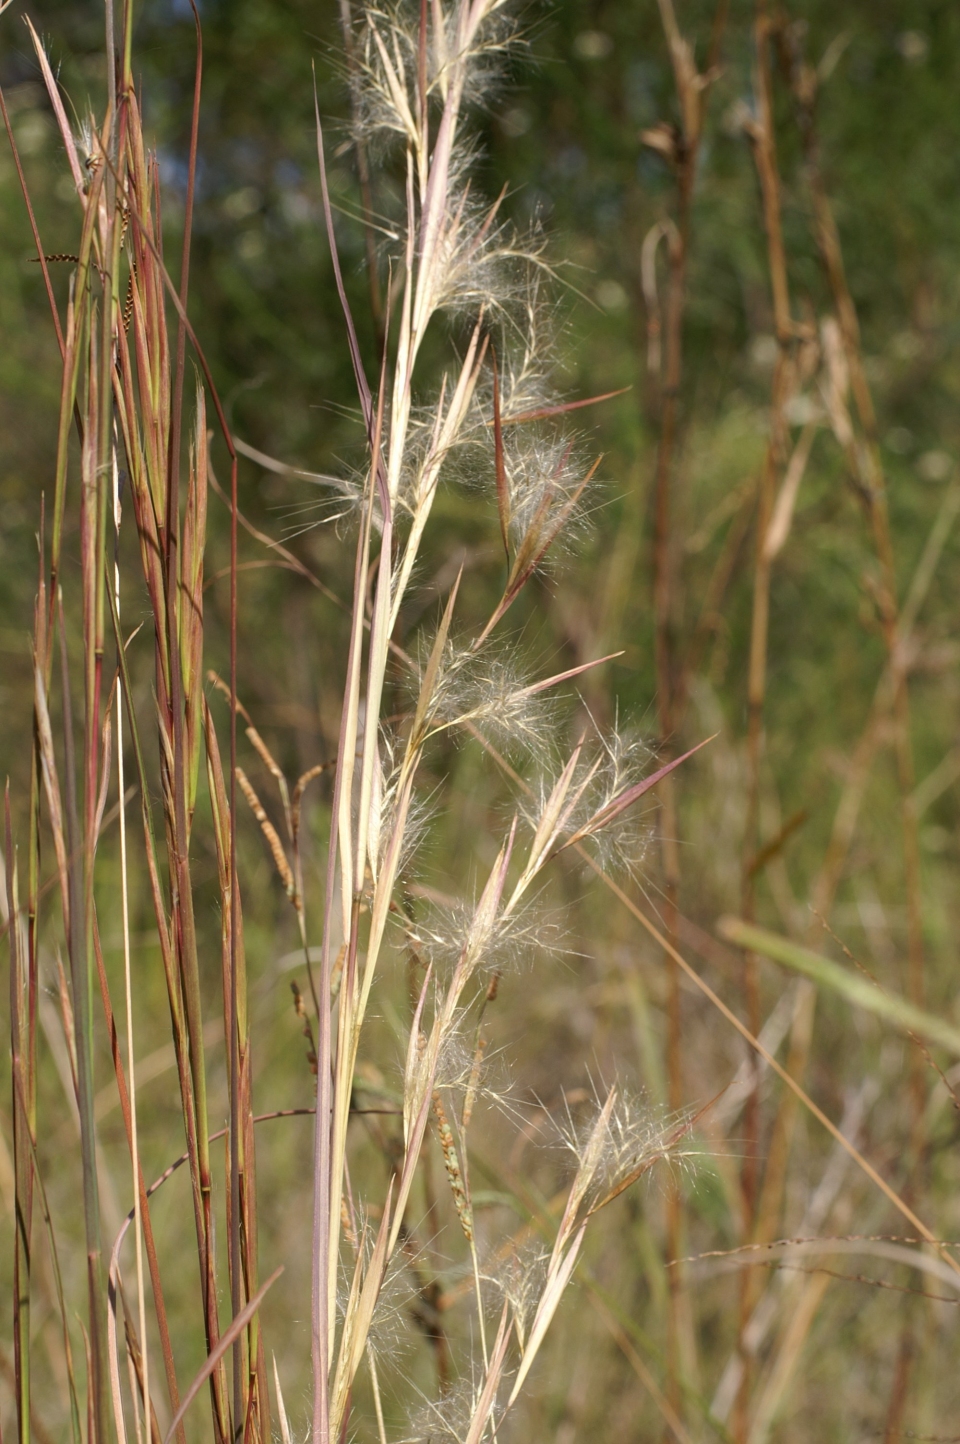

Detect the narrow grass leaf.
xmin=718 ymin=917 xmax=960 ymax=1058
xmin=162 ymin=1268 xmax=282 ymax=1444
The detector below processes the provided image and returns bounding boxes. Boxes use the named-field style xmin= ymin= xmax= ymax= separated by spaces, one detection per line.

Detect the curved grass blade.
xmin=717 ymin=917 xmax=960 ymax=1058
xmin=162 ymin=1268 xmax=282 ymax=1444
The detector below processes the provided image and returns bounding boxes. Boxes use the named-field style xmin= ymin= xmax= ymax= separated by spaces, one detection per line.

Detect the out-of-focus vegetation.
xmin=2 ymin=2 xmax=959 ymax=1441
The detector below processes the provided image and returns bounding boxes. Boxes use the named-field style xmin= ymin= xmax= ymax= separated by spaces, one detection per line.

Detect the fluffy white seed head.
xmin=402 ymin=1371 xmax=510 ymax=1444
xmin=280 ymin=467 xmax=368 ymax=539
xmin=337 ymin=1222 xmax=421 ymax=1363
xmin=524 ymin=726 xmax=658 ymax=874
xmin=419 ymin=174 xmax=551 ymax=322
xmin=408 ymin=893 xmax=563 ymax=984
xmin=483 ymin=1242 xmax=548 ymax=1347
xmin=415 ymin=638 xmax=560 ymax=760
xmin=501 ymin=423 xmax=594 ymax=559
xmin=367 ymin=729 xmax=432 ymax=885
xmin=348 ymin=2 xmax=522 ymax=156
xmin=559 ymin=1090 xmax=697 ymax=1212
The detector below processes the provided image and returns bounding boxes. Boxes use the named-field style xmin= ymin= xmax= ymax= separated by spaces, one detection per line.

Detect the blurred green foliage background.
xmin=2 ymin=2 xmax=960 ymax=1440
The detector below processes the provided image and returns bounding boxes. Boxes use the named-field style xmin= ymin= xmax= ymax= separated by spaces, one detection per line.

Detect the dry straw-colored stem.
xmin=643 ymin=0 xmax=725 ymax=1416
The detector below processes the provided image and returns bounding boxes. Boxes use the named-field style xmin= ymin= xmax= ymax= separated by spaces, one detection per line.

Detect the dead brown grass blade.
xmin=162 ymin=1269 xmax=283 ymax=1444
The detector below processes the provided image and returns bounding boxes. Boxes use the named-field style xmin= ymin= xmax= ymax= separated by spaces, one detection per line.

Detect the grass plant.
xmin=2 ymin=2 xmax=960 ymax=1443
xmin=2 ymin=3 xmax=709 ymax=1440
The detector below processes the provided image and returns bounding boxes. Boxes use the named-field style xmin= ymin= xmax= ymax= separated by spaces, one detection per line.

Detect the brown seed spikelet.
xmin=461 ymin=1037 xmax=486 ymax=1132
xmin=236 ymin=764 xmax=296 ymax=898
xmin=432 ymin=1091 xmax=473 ymax=1243
xmin=290 ymin=980 xmax=318 ymax=1075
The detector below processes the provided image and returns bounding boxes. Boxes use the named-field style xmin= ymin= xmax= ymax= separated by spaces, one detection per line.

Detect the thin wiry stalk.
xmin=785 ymin=6 xmax=927 ymax=1106
xmin=168 ymin=6 xmax=245 ymax=1426
xmin=119 ymin=112 xmax=230 ymax=1440
xmin=782 ymin=25 xmax=927 ymax=1435
xmin=117 ymin=72 xmax=260 ymax=1428
xmin=339 ymin=0 xmax=386 ymax=341
xmin=734 ymin=52 xmax=834 ymax=1359
xmin=643 ymin=0 xmax=723 ymax=1419
xmin=23 ymin=34 xmax=113 ymax=1420
xmin=114 ymin=449 xmax=150 ymax=1444
xmin=733 ymin=9 xmax=795 ymax=1433
xmin=758 ymin=476 xmax=955 ymax=1306
xmin=35 ymin=20 xmax=259 ymax=1433
xmin=106 ymin=577 xmax=186 ymax=1443
xmin=0 ymin=83 xmax=65 ymax=356
xmin=576 ymin=864 xmax=960 ymax=1278
xmin=8 ymin=1034 xmax=83 ymax=1444
xmin=6 ymin=789 xmax=34 ymax=1444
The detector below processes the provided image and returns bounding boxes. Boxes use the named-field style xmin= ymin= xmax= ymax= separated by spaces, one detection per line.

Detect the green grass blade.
xmin=718 ymin=917 xmax=960 ymax=1057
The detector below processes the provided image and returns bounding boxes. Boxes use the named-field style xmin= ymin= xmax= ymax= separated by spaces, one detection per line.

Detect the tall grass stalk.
xmin=113 ymin=449 xmax=149 ymax=1444
xmin=642 ymin=0 xmax=723 ymax=1420
xmin=301 ymin=4 xmax=713 ymax=1437
xmin=733 ymin=13 xmax=797 ymax=1432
